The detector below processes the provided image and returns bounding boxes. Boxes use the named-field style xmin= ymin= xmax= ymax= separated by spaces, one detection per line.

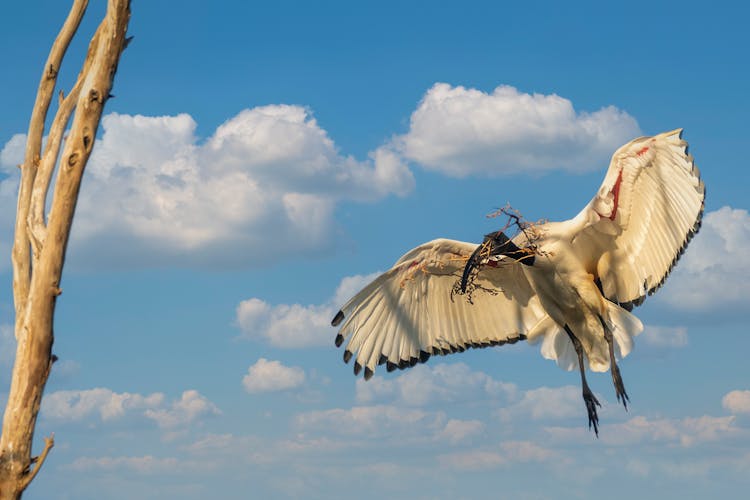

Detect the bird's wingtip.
xmin=331 ymin=310 xmax=344 ymax=327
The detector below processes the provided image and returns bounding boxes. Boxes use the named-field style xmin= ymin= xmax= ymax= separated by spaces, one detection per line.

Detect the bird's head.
xmin=459 ymin=230 xmax=535 ymax=293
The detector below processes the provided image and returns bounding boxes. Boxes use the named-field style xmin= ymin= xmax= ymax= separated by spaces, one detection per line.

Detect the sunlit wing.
xmin=331 ymin=239 xmax=549 ymax=379
xmin=571 ymin=129 xmax=705 ymax=309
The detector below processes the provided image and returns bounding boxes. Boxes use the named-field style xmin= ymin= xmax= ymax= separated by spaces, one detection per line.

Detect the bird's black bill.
xmin=460 ymin=243 xmax=486 ymax=293
xmin=460 ymin=230 xmax=534 ymax=293
xmin=485 ymin=230 xmax=534 ymax=265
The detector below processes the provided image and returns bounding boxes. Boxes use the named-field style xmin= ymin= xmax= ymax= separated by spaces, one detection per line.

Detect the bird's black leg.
xmin=564 ymin=325 xmax=600 ymax=437
xmin=599 ymin=315 xmax=629 ymax=409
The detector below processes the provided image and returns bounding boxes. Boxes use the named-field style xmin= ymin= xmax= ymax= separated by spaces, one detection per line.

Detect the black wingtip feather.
xmin=331 ymin=310 xmax=345 ymax=327
xmin=343 ymin=350 xmax=353 ymax=364
xmin=335 ymin=334 xmax=344 ymax=347
xmin=419 ymin=350 xmax=431 ymax=363
xmin=354 ymin=361 xmax=362 ymax=376
xmin=386 ymin=361 xmax=397 ymax=372
xmin=378 ymin=354 xmax=387 ymax=366
xmin=364 ymin=367 xmax=374 ymax=381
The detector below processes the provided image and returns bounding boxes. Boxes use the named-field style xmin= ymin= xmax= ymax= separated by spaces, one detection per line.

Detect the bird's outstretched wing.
xmin=571 ymin=129 xmax=705 ymax=309
xmin=332 ymin=239 xmax=549 ymax=379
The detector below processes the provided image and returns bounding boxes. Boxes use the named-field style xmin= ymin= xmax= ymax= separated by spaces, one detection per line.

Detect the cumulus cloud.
xmin=295 ymin=404 xmax=486 ymax=445
xmin=43 ymin=388 xmax=165 ymax=421
xmin=437 ymin=441 xmax=554 ymax=470
xmin=0 ymin=86 xmax=642 ymax=271
xmin=661 ymin=207 xmax=750 ymax=310
xmin=723 ymin=390 xmax=750 ymax=415
xmin=355 ymin=362 xmax=516 ymax=407
xmin=42 ymin=387 xmax=219 ymax=431
xmin=545 ymin=414 xmax=739 ymax=447
xmin=640 ymin=325 xmax=688 ymax=349
xmin=0 ymin=133 xmax=25 ymax=171
xmin=144 ymin=390 xmax=221 ymax=429
xmin=394 ymin=83 xmax=640 ymax=177
xmin=497 ymin=385 xmax=582 ymax=422
xmin=0 ymin=107 xmax=414 ymax=269
xmin=242 ymin=358 xmax=306 ymax=393
xmin=66 ymin=455 xmax=180 ymax=474
xmin=435 ymin=419 xmax=485 ymax=444
xmin=438 ymin=450 xmax=507 ymax=469
xmin=499 ymin=440 xmax=555 ymax=462
xmin=294 ymin=405 xmax=443 ymax=438
xmin=236 ymin=272 xmax=379 ymax=348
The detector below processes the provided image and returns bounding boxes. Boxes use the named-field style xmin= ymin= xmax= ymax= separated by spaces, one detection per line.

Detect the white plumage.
xmin=332 ymin=129 xmax=704 ymax=434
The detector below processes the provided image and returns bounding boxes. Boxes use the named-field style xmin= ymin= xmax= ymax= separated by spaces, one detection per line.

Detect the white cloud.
xmin=438 ymin=450 xmax=507 ymax=469
xmin=236 ymin=272 xmax=379 ymax=348
xmin=242 ymin=358 xmax=306 ymax=393
xmin=42 ymin=387 xmax=219 ymax=431
xmin=144 ymin=390 xmax=221 ymax=429
xmin=183 ymin=433 xmax=238 ymax=454
xmin=661 ymin=207 xmax=750 ymax=310
xmin=293 ymin=404 xmax=500 ymax=451
xmin=545 ymin=414 xmax=739 ymax=447
xmin=723 ymin=390 xmax=750 ymax=415
xmin=395 ymin=83 xmax=640 ymax=177
xmin=497 ymin=385 xmax=582 ymax=422
xmin=0 ymin=87 xmax=642 ymax=271
xmin=43 ymin=387 xmax=164 ymax=421
xmin=437 ymin=440 xmax=553 ymax=470
xmin=640 ymin=325 xmax=688 ymax=349
xmin=435 ymin=419 xmax=485 ymax=444
xmin=0 ymin=107 xmax=414 ymax=269
xmin=499 ymin=440 xmax=555 ymax=462
xmin=679 ymin=415 xmax=738 ymax=447
xmin=294 ymin=404 xmax=488 ymax=449
xmin=294 ymin=405 xmax=443 ymax=438
xmin=355 ymin=362 xmax=516 ymax=407
xmin=0 ymin=133 xmax=25 ymax=172
xmin=66 ymin=455 xmax=180 ymax=474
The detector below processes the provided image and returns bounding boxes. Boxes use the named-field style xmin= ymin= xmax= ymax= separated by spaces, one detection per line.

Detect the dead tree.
xmin=0 ymin=1 xmax=130 ymax=497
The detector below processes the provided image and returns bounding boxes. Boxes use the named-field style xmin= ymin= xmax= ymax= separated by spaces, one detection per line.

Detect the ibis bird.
xmin=331 ymin=129 xmax=704 ymax=435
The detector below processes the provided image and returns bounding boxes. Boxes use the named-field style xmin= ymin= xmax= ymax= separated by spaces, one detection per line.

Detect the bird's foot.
xmin=611 ymin=363 xmax=629 ymax=409
xmin=582 ymin=386 xmax=601 ymax=437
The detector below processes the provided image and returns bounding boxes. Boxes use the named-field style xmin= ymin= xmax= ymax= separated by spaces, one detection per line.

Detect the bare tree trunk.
xmin=0 ymin=1 xmax=131 ymax=497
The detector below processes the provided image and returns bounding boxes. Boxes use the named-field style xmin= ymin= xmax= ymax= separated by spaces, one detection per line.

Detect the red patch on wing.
xmin=609 ymin=169 xmax=623 ymax=221
xmin=636 ymin=146 xmax=649 ymax=156
xmin=406 ymin=260 xmax=420 ymax=269
xmin=487 ymin=260 xmax=499 ymax=268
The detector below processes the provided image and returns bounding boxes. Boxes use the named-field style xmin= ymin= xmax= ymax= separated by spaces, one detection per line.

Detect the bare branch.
xmin=18 ymin=434 xmax=54 ymax=491
xmin=12 ymin=0 xmax=90 ymax=335
xmin=0 ymin=1 xmax=131 ymax=497
xmin=27 ymin=26 xmax=102 ymax=259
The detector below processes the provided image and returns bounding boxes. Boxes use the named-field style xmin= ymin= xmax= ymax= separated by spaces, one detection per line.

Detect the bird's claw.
xmin=583 ymin=387 xmax=601 ymax=437
xmin=611 ymin=364 xmax=629 ymax=410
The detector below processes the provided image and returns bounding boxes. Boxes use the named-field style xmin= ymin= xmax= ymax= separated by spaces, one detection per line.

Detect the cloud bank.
xmin=242 ymin=358 xmax=306 ymax=393
xmin=42 ymin=387 xmax=219 ymax=430
xmin=395 ymin=83 xmax=641 ymax=177
xmin=0 ymin=84 xmax=645 ymax=270
xmin=661 ymin=207 xmax=750 ymax=311
xmin=236 ymin=272 xmax=379 ymax=347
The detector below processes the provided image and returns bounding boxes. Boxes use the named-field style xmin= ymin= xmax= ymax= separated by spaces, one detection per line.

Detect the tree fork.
xmin=0 ymin=1 xmax=131 ymax=497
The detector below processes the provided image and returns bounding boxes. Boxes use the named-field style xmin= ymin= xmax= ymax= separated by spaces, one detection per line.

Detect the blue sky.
xmin=1 ymin=1 xmax=749 ymax=498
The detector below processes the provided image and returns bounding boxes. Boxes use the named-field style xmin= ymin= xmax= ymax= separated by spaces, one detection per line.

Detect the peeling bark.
xmin=0 ymin=1 xmax=131 ymax=497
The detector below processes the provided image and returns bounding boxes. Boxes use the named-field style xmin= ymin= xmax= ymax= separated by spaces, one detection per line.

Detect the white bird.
xmin=331 ymin=129 xmax=704 ymax=435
